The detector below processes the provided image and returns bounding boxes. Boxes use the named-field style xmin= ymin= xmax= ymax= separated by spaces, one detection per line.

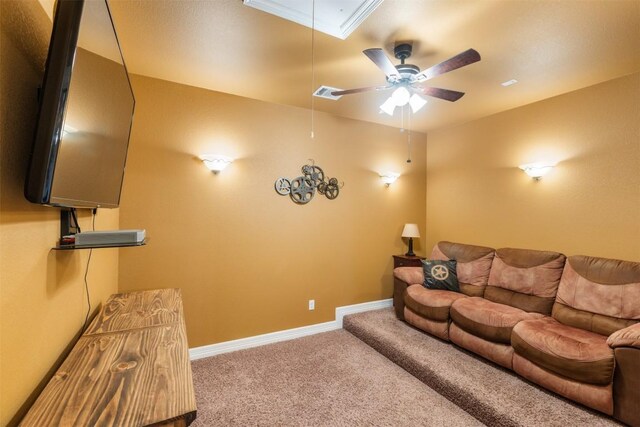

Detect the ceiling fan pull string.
xmin=407 ymin=108 xmax=412 ymax=163
xmin=310 ymin=0 xmax=316 ymax=139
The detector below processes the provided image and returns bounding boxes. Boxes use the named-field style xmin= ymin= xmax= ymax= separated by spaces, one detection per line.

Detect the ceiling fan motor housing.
xmin=395 ymin=63 xmax=420 ymax=77
xmin=392 ymin=43 xmax=420 ymax=80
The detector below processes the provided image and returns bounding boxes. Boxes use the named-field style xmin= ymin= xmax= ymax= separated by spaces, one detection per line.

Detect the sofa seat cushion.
xmin=512 ymin=317 xmax=614 ymax=385
xmin=450 ymin=297 xmax=543 ymax=344
xmin=404 ymin=285 xmax=467 ymax=322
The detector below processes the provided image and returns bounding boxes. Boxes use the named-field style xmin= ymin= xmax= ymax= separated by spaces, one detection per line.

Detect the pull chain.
xmin=407 ymin=108 xmax=412 ymax=163
xmin=310 ymin=0 xmax=316 ymax=139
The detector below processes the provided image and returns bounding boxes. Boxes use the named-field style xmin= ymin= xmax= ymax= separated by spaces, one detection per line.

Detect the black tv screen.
xmin=25 ymin=0 xmax=134 ymax=208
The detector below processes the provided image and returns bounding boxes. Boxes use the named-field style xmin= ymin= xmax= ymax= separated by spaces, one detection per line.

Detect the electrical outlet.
xmin=308 ymin=299 xmax=315 ymax=311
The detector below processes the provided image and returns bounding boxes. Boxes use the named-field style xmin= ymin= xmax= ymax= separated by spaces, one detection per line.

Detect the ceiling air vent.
xmin=313 ymin=86 xmax=343 ymax=101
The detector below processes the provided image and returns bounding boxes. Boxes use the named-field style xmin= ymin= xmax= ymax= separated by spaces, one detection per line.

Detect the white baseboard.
xmin=189 ymin=298 xmax=392 ymax=361
xmin=335 ymin=298 xmax=392 ymax=328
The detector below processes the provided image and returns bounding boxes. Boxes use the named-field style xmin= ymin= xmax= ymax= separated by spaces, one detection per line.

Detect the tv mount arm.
xmin=60 ymin=208 xmax=81 ymax=237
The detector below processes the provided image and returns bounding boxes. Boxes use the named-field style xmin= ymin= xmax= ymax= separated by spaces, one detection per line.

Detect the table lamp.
xmin=402 ymin=224 xmax=420 ymax=256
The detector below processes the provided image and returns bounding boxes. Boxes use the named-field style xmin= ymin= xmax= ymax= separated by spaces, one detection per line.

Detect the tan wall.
xmin=426 ymin=73 xmax=640 ymax=261
xmin=118 ymin=75 xmax=426 ymax=347
xmin=0 ymin=2 xmax=120 ymax=425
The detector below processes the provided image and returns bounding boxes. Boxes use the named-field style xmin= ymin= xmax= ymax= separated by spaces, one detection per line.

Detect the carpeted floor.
xmin=191 ymin=329 xmax=483 ymax=426
xmin=344 ymin=308 xmax=621 ymax=427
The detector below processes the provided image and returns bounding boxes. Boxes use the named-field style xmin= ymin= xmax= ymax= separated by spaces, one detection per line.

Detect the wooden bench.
xmin=21 ymin=288 xmax=197 ymax=426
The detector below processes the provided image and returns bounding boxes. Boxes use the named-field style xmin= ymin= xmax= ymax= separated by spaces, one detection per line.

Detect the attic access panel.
xmin=243 ymin=0 xmax=384 ymax=40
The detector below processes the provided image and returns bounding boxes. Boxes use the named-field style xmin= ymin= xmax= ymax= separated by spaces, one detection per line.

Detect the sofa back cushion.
xmin=431 ymin=241 xmax=495 ymax=297
xmin=485 ymin=248 xmax=566 ymax=315
xmin=553 ymin=255 xmax=640 ymax=335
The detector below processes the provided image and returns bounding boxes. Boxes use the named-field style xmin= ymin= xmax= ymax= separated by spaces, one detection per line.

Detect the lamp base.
xmin=405 ymin=237 xmax=416 ymax=257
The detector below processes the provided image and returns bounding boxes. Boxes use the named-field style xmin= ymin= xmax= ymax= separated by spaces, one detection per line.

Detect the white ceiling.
xmin=41 ymin=0 xmax=640 ymax=133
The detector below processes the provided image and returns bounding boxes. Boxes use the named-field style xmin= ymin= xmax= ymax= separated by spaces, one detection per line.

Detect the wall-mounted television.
xmin=25 ymin=0 xmax=134 ymax=209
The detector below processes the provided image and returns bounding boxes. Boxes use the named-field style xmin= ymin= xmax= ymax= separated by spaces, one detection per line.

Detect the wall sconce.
xmin=519 ymin=163 xmax=554 ymax=180
xmin=380 ymin=172 xmax=400 ymax=186
xmin=200 ymin=154 xmax=233 ymax=173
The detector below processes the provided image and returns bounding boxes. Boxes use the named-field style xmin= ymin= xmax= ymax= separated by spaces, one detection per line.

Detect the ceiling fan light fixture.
xmin=409 ymin=94 xmax=427 ymax=113
xmin=380 ymin=98 xmax=396 ymax=116
xmin=391 ymin=86 xmax=411 ymax=106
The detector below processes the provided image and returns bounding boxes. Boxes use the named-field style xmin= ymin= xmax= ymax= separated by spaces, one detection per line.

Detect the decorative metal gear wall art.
xmin=274 ymin=160 xmax=343 ymax=205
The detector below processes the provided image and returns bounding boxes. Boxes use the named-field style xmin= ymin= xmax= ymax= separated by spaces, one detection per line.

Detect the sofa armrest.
xmin=393 ymin=266 xmax=424 ymax=285
xmin=392 ymin=267 xmax=424 ymax=321
xmin=607 ymin=323 xmax=640 ymax=349
xmin=393 ymin=277 xmax=408 ymax=321
xmin=613 ymin=347 xmax=640 ymax=426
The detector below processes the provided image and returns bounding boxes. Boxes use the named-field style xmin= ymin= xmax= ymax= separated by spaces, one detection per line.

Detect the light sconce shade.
xmin=408 ymin=94 xmax=427 ymax=113
xmin=519 ymin=162 xmax=555 ymax=180
xmin=380 ymin=98 xmax=396 ymax=116
xmin=391 ymin=86 xmax=411 ymax=105
xmin=380 ymin=172 xmax=400 ymax=186
xmin=200 ymin=154 xmax=234 ymax=173
xmin=380 ymin=88 xmax=427 ymax=116
xmin=62 ymin=125 xmax=78 ymax=136
xmin=401 ymin=223 xmax=420 ymax=256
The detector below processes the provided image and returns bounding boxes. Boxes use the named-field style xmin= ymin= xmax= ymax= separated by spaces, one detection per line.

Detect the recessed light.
xmin=501 ymin=79 xmax=518 ymax=87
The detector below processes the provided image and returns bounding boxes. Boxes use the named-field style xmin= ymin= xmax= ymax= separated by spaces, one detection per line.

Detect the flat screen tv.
xmin=25 ymin=0 xmax=134 ymax=209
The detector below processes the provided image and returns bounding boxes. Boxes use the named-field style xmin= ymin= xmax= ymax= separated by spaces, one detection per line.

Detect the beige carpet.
xmin=191 ymin=329 xmax=483 ymax=426
xmin=344 ymin=308 xmax=621 ymax=427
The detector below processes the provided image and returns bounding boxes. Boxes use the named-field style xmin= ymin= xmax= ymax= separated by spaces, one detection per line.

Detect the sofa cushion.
xmin=512 ymin=317 xmax=614 ymax=386
xmin=404 ymin=307 xmax=450 ymax=340
xmin=431 ymin=241 xmax=494 ymax=297
xmin=450 ymin=297 xmax=543 ymax=344
xmin=485 ymin=248 xmax=566 ymax=315
xmin=422 ymin=259 xmax=460 ymax=292
xmin=404 ymin=284 xmax=466 ymax=322
xmin=552 ymin=303 xmax=636 ymax=338
xmin=553 ymin=255 xmax=640 ymax=335
xmin=450 ymin=323 xmax=514 ymax=369
xmin=393 ymin=266 xmax=424 ymax=285
xmin=513 ymin=354 xmax=613 ymax=416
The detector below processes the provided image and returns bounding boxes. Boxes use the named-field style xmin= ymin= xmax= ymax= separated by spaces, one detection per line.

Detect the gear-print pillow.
xmin=421 ymin=259 xmax=460 ymax=292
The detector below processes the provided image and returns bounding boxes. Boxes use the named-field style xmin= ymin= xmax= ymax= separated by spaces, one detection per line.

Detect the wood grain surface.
xmin=21 ymin=289 xmax=197 ymax=426
xmin=84 ymin=288 xmax=184 ymax=335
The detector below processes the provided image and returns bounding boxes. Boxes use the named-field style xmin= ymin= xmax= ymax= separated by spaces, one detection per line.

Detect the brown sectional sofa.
xmin=393 ymin=241 xmax=640 ymax=427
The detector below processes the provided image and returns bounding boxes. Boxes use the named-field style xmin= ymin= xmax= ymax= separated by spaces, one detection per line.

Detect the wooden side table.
xmin=393 ymin=254 xmax=426 ymax=268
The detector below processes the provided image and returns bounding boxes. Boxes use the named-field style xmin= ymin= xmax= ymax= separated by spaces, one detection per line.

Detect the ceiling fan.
xmin=331 ymin=43 xmax=481 ymax=115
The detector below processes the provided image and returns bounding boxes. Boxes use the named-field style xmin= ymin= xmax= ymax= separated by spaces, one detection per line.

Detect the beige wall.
xmin=426 ymin=73 xmax=640 ymax=261
xmin=0 ymin=2 xmax=120 ymax=425
xmin=118 ymin=75 xmax=426 ymax=347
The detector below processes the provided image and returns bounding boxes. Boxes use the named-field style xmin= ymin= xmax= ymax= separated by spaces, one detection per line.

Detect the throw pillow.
xmin=422 ymin=259 xmax=460 ymax=292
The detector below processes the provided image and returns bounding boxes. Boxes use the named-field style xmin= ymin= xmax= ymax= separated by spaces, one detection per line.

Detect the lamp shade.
xmin=401 ymin=223 xmax=420 ymax=238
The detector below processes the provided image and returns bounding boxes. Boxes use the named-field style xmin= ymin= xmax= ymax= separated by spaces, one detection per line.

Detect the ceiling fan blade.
xmin=363 ymin=48 xmax=401 ymax=80
xmin=419 ymin=86 xmax=466 ymax=102
xmin=415 ymin=48 xmax=481 ymax=82
xmin=331 ymin=85 xmax=392 ymax=96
